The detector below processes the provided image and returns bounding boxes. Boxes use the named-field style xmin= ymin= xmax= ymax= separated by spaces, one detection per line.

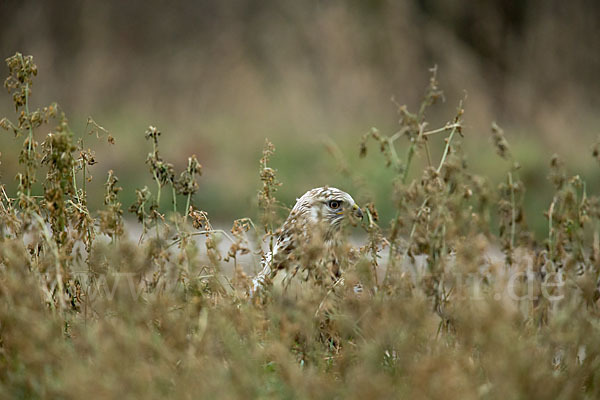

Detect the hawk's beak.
xmin=353 ymin=204 xmax=363 ymax=220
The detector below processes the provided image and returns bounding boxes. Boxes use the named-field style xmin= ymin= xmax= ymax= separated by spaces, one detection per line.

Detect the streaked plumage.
xmin=250 ymin=186 xmax=362 ymax=296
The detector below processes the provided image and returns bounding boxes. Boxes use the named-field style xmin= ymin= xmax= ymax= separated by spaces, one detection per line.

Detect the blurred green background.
xmin=1 ymin=0 xmax=598 ymax=237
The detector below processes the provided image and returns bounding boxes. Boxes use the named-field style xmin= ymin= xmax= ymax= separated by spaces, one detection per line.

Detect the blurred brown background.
xmin=1 ymin=0 xmax=599 ymax=234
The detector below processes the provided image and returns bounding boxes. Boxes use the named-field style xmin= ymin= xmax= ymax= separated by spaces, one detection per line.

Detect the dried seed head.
xmin=491 ymin=122 xmax=511 ymax=160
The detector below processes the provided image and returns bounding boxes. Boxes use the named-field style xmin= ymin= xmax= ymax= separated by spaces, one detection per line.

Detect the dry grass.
xmin=1 ymin=53 xmax=600 ymax=399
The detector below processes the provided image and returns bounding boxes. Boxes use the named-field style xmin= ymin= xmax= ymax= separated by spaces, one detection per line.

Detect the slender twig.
xmin=167 ymin=229 xmax=236 ymax=249
xmin=171 ymin=185 xmax=180 ymax=231
xmin=185 ymin=193 xmax=192 ymax=219
xmin=436 ymin=124 xmax=459 ymax=174
xmin=365 ymin=207 xmax=380 ymax=287
xmin=422 ymin=123 xmax=462 ymax=137
xmin=402 ymin=140 xmax=416 ymax=184
xmin=67 ymin=199 xmax=89 ymax=215
xmin=314 ymin=276 xmax=345 ymax=318
xmin=508 ymin=172 xmax=516 ymax=261
xmin=548 ymin=197 xmax=556 ymax=262
xmin=418 ymin=122 xmax=433 ymax=168
xmin=19 ymin=54 xmax=34 ymax=197
xmin=71 ymin=165 xmax=79 ymax=202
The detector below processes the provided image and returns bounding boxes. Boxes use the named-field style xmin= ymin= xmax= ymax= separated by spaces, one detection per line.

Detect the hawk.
xmin=250 ymin=186 xmax=363 ymax=296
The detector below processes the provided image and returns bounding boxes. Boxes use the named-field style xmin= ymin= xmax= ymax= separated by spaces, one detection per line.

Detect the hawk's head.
xmin=288 ymin=186 xmax=363 ymax=233
xmin=252 ymin=186 xmax=363 ymax=295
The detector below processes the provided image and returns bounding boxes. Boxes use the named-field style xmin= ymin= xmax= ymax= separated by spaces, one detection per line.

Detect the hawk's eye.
xmin=328 ymin=200 xmax=341 ymax=209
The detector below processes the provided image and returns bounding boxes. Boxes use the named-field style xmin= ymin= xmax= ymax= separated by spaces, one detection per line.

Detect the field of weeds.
xmin=1 ymin=53 xmax=600 ymax=399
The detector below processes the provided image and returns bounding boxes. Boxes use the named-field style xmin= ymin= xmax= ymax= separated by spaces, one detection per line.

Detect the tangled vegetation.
xmin=1 ymin=53 xmax=600 ymax=399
